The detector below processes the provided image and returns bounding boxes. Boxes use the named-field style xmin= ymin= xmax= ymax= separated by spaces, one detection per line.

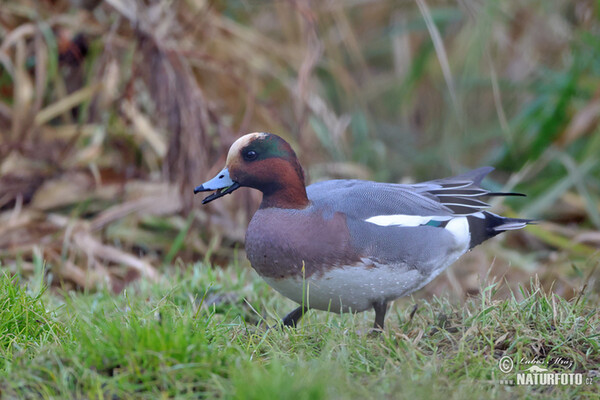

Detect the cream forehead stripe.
xmin=226 ymin=132 xmax=268 ymax=164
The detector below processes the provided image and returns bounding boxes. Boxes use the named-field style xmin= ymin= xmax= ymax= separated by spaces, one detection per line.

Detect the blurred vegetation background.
xmin=0 ymin=0 xmax=598 ymax=299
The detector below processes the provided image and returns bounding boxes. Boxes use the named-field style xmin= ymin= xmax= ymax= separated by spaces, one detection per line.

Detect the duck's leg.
xmin=372 ymin=300 xmax=389 ymax=330
xmin=282 ymin=305 xmax=308 ymax=327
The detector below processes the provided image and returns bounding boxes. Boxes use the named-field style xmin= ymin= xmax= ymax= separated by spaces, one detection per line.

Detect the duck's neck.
xmin=260 ymin=180 xmax=309 ymax=209
xmin=259 ymin=162 xmax=309 ymax=210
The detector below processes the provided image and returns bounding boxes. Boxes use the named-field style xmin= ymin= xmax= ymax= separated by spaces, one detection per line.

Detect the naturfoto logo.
xmin=498 ymin=355 xmax=593 ymax=386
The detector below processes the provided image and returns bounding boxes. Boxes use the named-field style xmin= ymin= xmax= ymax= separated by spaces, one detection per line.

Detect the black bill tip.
xmin=194 ymin=185 xmax=207 ymax=194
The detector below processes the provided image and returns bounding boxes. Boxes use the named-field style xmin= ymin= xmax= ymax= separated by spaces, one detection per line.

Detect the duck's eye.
xmin=243 ymin=150 xmax=258 ymax=161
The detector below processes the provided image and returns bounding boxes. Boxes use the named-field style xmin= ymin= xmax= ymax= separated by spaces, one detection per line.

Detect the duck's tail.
xmin=466 ymin=211 xmax=533 ymax=249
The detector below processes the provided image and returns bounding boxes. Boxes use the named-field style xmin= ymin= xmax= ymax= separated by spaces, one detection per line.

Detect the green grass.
xmin=0 ymin=271 xmax=64 ymax=372
xmin=0 ymin=264 xmax=598 ymax=399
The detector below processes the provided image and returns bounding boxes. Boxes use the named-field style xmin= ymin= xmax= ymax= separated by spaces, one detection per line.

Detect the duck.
xmin=194 ymin=132 xmax=530 ymax=330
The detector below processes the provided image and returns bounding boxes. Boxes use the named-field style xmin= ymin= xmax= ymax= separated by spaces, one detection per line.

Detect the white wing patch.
xmin=365 ymin=214 xmax=472 ymax=247
xmin=365 ymin=214 xmax=451 ymax=227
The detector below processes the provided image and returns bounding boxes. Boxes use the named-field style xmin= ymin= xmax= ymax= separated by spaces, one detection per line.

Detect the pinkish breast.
xmin=245 ymin=206 xmax=360 ymax=280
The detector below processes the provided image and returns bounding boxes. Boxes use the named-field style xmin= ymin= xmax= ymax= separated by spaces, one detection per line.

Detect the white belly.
xmin=263 ymin=262 xmax=434 ymax=313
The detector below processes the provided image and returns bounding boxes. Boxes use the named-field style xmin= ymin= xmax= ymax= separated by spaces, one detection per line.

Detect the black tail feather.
xmin=487 ymin=192 xmax=527 ymax=197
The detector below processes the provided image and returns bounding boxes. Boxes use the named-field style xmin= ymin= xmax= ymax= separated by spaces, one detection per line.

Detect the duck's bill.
xmin=194 ymin=167 xmax=241 ymax=204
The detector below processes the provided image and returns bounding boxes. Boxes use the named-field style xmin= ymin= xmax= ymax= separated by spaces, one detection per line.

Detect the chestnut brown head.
xmin=194 ymin=133 xmax=308 ymax=208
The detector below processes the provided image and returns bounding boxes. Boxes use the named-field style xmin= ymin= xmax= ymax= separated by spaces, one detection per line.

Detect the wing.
xmin=306 ymin=167 xmax=496 ymax=221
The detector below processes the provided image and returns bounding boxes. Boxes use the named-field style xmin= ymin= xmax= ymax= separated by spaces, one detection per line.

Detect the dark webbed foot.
xmin=372 ymin=300 xmax=389 ymax=330
xmin=281 ymin=305 xmax=308 ymax=328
